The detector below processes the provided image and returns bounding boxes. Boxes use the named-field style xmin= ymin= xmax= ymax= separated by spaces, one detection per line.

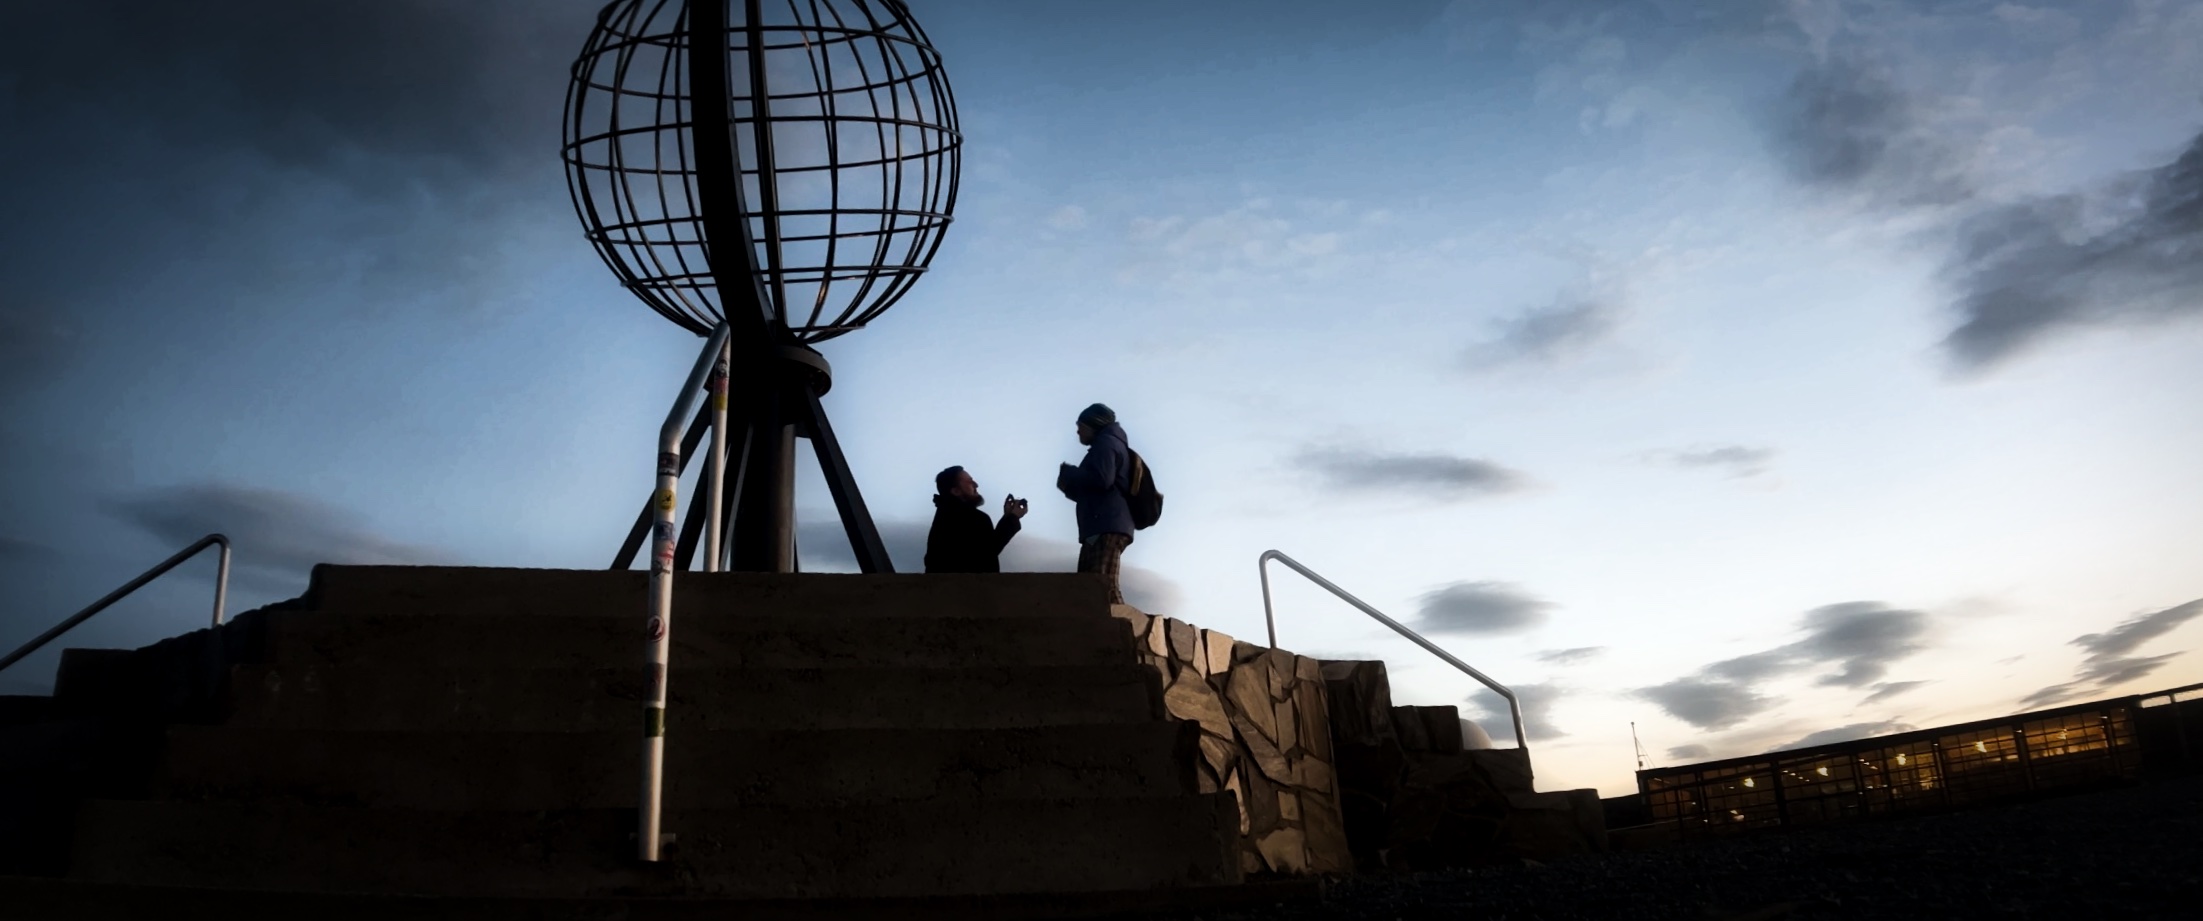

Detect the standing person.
xmin=1055 ymin=403 xmax=1135 ymax=604
xmin=924 ymin=465 xmax=1026 ymax=573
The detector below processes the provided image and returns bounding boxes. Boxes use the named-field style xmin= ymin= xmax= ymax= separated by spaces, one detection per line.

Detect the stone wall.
xmin=1110 ymin=606 xmax=1353 ymax=876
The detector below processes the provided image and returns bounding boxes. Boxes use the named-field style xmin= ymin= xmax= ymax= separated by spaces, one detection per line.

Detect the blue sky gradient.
xmin=3 ymin=0 xmax=2200 ymax=796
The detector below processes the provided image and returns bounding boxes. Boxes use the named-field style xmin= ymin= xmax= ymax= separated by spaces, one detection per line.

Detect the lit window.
xmin=1895 ymin=753 xmax=1908 ymax=766
xmin=1742 ymin=777 xmax=1755 ymax=788
xmin=1816 ymin=766 xmax=1830 ymax=777
xmin=1975 ymin=740 xmax=1989 ymax=753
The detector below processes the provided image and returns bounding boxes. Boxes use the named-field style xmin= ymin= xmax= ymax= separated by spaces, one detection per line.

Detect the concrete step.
xmin=304 ymin=567 xmax=1114 ymax=621
xmin=0 ymin=695 xmax=55 ymax=727
xmin=259 ymin=611 xmax=1136 ymax=670
xmin=0 ymin=874 xmax=1319 ymax=921
xmin=69 ymin=795 xmax=1244 ymax=898
xmin=223 ymin=664 xmax=1164 ymax=732
xmin=160 ymin=723 xmax=1202 ymax=809
xmin=1466 ymin=747 xmax=1535 ymax=795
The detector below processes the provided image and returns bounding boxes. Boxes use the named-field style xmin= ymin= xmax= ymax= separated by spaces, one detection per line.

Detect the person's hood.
xmin=1094 ymin=422 xmax=1128 ymax=447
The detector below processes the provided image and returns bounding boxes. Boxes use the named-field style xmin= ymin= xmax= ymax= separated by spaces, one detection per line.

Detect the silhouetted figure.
xmin=924 ymin=466 xmax=1025 ymax=573
xmin=1055 ymin=403 xmax=1134 ymax=604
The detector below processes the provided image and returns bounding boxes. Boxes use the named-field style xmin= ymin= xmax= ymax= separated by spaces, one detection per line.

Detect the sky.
xmin=2 ymin=0 xmax=2200 ymax=798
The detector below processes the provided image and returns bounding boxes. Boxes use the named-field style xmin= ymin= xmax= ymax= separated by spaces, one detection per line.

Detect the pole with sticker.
xmin=640 ymin=320 xmax=731 ymax=862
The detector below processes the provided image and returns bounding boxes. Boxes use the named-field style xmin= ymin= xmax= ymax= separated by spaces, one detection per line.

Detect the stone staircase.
xmin=1 ymin=566 xmax=1245 ymax=909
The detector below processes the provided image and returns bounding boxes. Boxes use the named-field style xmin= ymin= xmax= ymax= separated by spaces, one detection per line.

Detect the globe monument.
xmin=563 ymin=0 xmax=959 ymax=577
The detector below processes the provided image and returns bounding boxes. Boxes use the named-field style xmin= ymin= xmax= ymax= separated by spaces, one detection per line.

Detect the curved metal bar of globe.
xmin=0 ymin=534 xmax=230 ymax=676
xmin=1257 ymin=549 xmax=1530 ymax=762
xmin=640 ymin=319 xmax=733 ymax=863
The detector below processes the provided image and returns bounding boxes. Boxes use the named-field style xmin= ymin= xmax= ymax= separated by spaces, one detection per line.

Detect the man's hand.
xmin=1002 ymin=495 xmax=1027 ymax=520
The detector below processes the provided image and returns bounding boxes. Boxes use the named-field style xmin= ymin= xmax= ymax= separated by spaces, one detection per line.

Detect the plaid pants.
xmin=1077 ymin=533 xmax=1134 ymax=605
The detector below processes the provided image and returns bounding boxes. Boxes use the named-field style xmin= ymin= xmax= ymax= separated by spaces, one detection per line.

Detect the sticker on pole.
xmin=654 ymin=521 xmax=678 ymax=544
xmin=656 ymin=487 xmax=677 ymax=511
xmin=647 ymin=616 xmax=665 ymax=641
xmin=657 ymin=452 xmax=680 ymax=477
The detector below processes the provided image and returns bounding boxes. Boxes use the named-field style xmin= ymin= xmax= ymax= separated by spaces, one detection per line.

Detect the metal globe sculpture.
xmin=562 ymin=0 xmax=959 ymax=341
xmin=564 ymin=0 xmax=960 ymax=575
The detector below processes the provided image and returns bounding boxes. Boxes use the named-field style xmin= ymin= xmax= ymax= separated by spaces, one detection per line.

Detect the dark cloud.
xmin=1776 ymin=720 xmax=1916 ymax=751
xmin=1940 ymin=135 xmax=2203 ymax=369
xmin=106 ymin=483 xmax=447 ymax=593
xmin=0 ymin=0 xmax=597 ymax=336
xmin=0 ymin=304 xmax=79 ymax=401
xmin=1537 ymin=646 xmax=1605 ymax=665
xmin=1795 ymin=602 xmax=1930 ymax=688
xmin=1414 ymin=581 xmax=1551 ymax=635
xmin=1765 ymin=49 xmax=2203 ymax=370
xmin=0 ymin=536 xmax=55 ymax=563
xmin=1861 ymin=680 xmax=1929 ymax=705
xmin=1465 ymin=680 xmax=1566 ymax=744
xmin=1294 ymin=448 xmax=1528 ymax=498
xmin=1639 ymin=677 xmax=1774 ymax=731
xmin=1648 ymin=445 xmax=1775 ymax=479
xmin=1666 ymin=743 xmax=1713 ymax=761
xmin=1770 ymin=54 xmax=1976 ymax=209
xmin=794 ymin=518 xmax=1185 ymax=613
xmin=2022 ymin=600 xmax=2202 ymax=708
xmin=1640 ymin=601 xmax=1929 ymax=729
xmin=1462 ymin=296 xmax=1621 ymax=370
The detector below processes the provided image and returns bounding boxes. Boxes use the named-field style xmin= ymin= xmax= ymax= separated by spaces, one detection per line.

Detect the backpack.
xmin=1123 ymin=448 xmax=1164 ymax=530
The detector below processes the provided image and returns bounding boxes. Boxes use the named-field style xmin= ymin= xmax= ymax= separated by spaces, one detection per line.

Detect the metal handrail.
xmin=639 ymin=320 xmax=732 ymax=862
xmin=1259 ymin=549 xmax=1530 ymax=755
xmin=0 ymin=534 xmax=231 ymax=676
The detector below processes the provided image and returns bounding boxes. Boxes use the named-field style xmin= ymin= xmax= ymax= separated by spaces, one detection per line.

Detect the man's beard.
xmin=964 ymin=492 xmax=985 ymax=507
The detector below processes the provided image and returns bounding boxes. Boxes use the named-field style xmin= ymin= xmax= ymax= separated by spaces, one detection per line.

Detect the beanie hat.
xmin=1076 ymin=403 xmax=1116 ymax=428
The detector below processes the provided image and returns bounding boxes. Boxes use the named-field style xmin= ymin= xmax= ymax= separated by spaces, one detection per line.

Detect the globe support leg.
xmin=800 ymin=386 xmax=894 ymax=574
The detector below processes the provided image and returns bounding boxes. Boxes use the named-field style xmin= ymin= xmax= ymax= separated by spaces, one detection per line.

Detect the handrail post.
xmin=211 ymin=537 xmax=231 ymax=626
xmin=639 ymin=321 xmax=731 ymax=863
xmin=1257 ymin=549 xmax=1532 ymax=766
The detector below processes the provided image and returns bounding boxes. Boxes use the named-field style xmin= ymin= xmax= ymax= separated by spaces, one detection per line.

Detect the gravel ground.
xmin=1125 ymin=775 xmax=2203 ymax=920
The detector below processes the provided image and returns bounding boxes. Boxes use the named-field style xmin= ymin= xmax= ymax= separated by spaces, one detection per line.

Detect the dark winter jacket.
xmin=923 ymin=494 xmax=1021 ymax=573
xmin=1055 ymin=422 xmax=1136 ymax=541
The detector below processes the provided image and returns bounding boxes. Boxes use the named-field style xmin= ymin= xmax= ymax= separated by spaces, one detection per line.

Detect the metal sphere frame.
xmin=565 ymin=0 xmax=960 ymax=577
xmin=562 ymin=0 xmax=960 ymax=342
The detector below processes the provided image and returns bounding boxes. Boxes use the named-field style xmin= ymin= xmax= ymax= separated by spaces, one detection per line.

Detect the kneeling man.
xmin=924 ymin=465 xmax=1026 ymax=573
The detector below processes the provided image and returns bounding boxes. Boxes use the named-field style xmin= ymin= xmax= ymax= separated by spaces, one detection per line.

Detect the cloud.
xmin=1762 ymin=44 xmax=2203 ymax=370
xmin=1046 ymin=205 xmax=1090 ymax=231
xmin=1293 ymin=448 xmax=1529 ymax=498
xmin=1462 ymin=295 xmax=1621 ymax=370
xmin=2022 ymin=599 xmax=2203 ymax=707
xmin=1465 ymin=680 xmax=1567 ymax=744
xmin=1666 ymin=743 xmax=1713 ymax=761
xmin=1646 ymin=445 xmax=1776 ymax=479
xmin=1537 ymin=646 xmax=1605 ymax=665
xmin=1639 ymin=601 xmax=1929 ymax=729
xmin=105 ymin=483 xmax=447 ymax=592
xmin=0 ymin=0 xmax=594 ymax=333
xmin=0 ymin=535 xmax=55 ymax=563
xmin=1639 ymin=677 xmax=1774 ymax=731
xmin=1776 ymin=719 xmax=1917 ymax=751
xmin=1861 ymin=680 xmax=1928 ymax=705
xmin=1414 ymin=581 xmax=1552 ymax=635
xmin=0 ymin=304 xmax=79 ymax=401
xmin=794 ymin=517 xmax=1185 ymax=614
xmin=1940 ymin=133 xmax=2203 ymax=369
xmin=1769 ymin=53 xmax=1978 ymax=209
